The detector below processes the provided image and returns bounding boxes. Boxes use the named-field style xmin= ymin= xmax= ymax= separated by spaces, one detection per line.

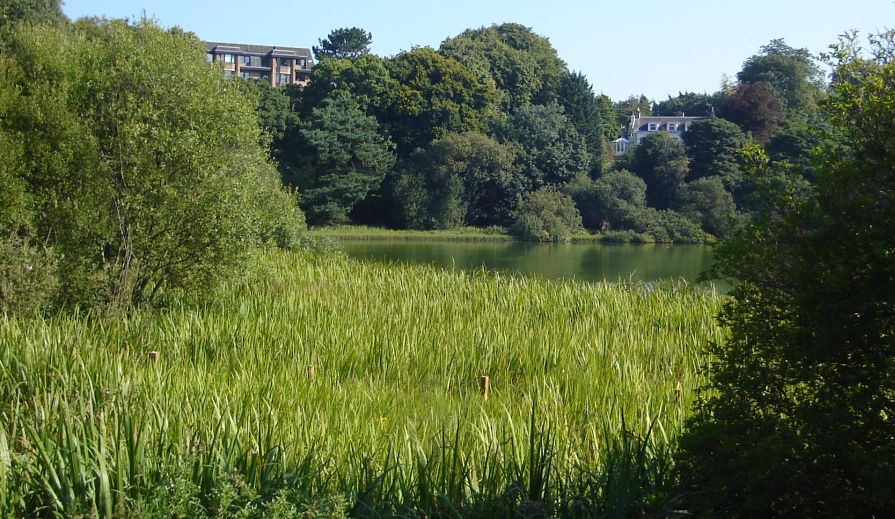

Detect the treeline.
xmin=253 ymin=25 xmax=827 ymax=242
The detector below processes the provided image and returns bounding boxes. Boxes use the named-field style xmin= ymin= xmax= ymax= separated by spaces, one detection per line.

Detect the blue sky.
xmin=62 ymin=0 xmax=893 ymax=101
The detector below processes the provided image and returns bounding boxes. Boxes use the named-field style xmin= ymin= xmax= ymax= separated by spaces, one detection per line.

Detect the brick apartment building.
xmin=205 ymin=41 xmax=314 ymax=87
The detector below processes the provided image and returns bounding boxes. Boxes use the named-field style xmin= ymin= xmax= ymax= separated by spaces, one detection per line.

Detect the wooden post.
xmin=674 ymin=381 xmax=682 ymax=402
xmin=148 ymin=351 xmax=159 ymax=362
xmin=479 ymin=375 xmax=490 ymax=400
xmin=307 ymin=364 xmax=316 ymax=379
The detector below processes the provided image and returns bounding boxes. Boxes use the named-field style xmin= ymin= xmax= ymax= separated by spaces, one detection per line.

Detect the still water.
xmin=339 ymin=240 xmax=715 ymax=284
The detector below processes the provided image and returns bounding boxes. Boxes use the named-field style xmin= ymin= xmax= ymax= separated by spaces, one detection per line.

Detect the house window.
xmin=647 ymin=123 xmax=659 ymax=132
xmin=223 ymin=70 xmax=234 ymax=79
xmin=240 ymin=71 xmax=251 ymax=79
xmin=222 ymin=53 xmax=234 ymax=64
xmin=299 ymin=58 xmax=307 ymax=69
xmin=667 ymin=123 xmax=679 ymax=132
xmin=206 ymin=52 xmax=214 ymax=62
xmin=239 ymin=55 xmax=251 ymax=65
xmin=278 ymin=73 xmax=292 ymax=85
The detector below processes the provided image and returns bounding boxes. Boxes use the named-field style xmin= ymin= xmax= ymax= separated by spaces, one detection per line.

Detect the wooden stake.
xmin=479 ymin=375 xmax=490 ymax=400
xmin=148 ymin=351 xmax=159 ymax=362
xmin=307 ymin=364 xmax=316 ymax=379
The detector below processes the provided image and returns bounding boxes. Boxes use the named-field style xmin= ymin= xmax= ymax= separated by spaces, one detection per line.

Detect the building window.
xmin=239 ymin=55 xmax=251 ymax=65
xmin=223 ymin=70 xmax=234 ymax=79
xmin=206 ymin=52 xmax=214 ymax=62
xmin=299 ymin=58 xmax=307 ymax=69
xmin=667 ymin=123 xmax=679 ymax=132
xmin=222 ymin=53 xmax=234 ymax=64
xmin=647 ymin=123 xmax=659 ymax=132
xmin=240 ymin=71 xmax=251 ymax=79
xmin=278 ymin=73 xmax=291 ymax=85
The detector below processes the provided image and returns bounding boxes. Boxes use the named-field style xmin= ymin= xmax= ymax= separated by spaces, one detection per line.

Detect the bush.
xmin=0 ymin=233 xmax=57 ymax=314
xmin=676 ymin=177 xmax=740 ymax=238
xmin=511 ymin=187 xmax=583 ymax=242
xmin=633 ymin=208 xmax=705 ymax=243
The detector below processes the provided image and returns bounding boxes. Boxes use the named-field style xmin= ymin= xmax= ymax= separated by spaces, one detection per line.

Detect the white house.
xmin=613 ymin=111 xmax=709 ymax=155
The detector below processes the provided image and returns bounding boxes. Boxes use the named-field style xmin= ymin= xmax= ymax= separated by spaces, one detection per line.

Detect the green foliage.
xmin=633 ymin=208 xmax=705 ymax=244
xmin=557 ymin=71 xmax=609 ymax=173
xmin=0 ymin=20 xmax=304 ymax=310
xmin=298 ymin=95 xmax=395 ymax=225
xmin=295 ymin=54 xmax=396 ymax=118
xmin=497 ymin=102 xmax=591 ymax=187
xmin=385 ymin=47 xmax=498 ymax=155
xmin=567 ymin=170 xmax=647 ymax=232
xmin=675 ymin=177 xmax=739 ymax=238
xmin=511 ymin=186 xmax=582 ymax=241
xmin=0 ymin=0 xmax=64 ymax=34
xmin=236 ymin=78 xmax=294 ymax=143
xmin=394 ymin=132 xmax=523 ymax=229
xmin=440 ymin=25 xmax=540 ymax=111
xmin=313 ymin=27 xmax=373 ymax=61
xmin=737 ymin=38 xmax=824 ymax=121
xmin=682 ymin=118 xmax=748 ymax=183
xmin=765 ymin=122 xmax=825 ymax=180
xmin=678 ymin=33 xmax=895 ymax=518
xmin=627 ymin=132 xmax=689 ymax=209
xmin=653 ymin=92 xmax=719 ymax=117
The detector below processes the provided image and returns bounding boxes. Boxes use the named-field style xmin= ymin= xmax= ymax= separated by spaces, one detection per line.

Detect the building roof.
xmin=634 ymin=116 xmax=706 ymax=124
xmin=205 ymin=41 xmax=313 ymax=58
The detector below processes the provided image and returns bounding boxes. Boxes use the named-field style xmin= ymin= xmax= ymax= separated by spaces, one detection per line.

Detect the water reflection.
xmin=339 ymin=241 xmax=715 ymax=284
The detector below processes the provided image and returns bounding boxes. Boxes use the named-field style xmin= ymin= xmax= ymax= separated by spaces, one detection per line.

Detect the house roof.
xmin=205 ymin=41 xmax=313 ymax=58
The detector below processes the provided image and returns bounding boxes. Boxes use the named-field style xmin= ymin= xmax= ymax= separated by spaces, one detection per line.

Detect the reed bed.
xmin=0 ymin=252 xmax=724 ymax=518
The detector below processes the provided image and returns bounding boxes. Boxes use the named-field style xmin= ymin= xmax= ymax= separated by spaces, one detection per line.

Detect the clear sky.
xmin=62 ymin=0 xmax=893 ymax=101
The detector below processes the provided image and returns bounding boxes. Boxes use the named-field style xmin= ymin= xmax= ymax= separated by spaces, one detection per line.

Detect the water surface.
xmin=339 ymin=240 xmax=715 ymax=284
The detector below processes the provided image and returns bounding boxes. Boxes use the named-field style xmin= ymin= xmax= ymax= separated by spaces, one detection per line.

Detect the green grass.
xmin=0 ymin=251 xmax=724 ymax=517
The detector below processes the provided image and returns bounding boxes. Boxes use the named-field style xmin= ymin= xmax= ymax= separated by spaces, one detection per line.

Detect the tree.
xmin=627 ymin=132 xmax=689 ymax=209
xmin=719 ymin=81 xmax=783 ymax=144
xmin=313 ymin=27 xmax=373 ymax=61
xmin=440 ymin=26 xmax=540 ymax=111
xmin=677 ymin=33 xmax=895 ymax=517
xmin=511 ymin=187 xmax=582 ymax=242
xmin=675 ymin=177 xmax=738 ymax=238
xmin=653 ymin=91 xmax=719 ymax=117
xmin=294 ymin=54 xmax=396 ymax=118
xmin=737 ymin=38 xmax=824 ymax=121
xmin=682 ymin=118 xmax=748 ymax=183
xmin=0 ymin=0 xmax=65 ymax=34
xmin=1 ymin=19 xmax=304 ymax=309
xmin=393 ymin=132 xmax=523 ymax=229
xmin=237 ymin=78 xmax=294 ymax=143
xmin=298 ymin=95 xmax=395 ymax=225
xmin=384 ymin=47 xmax=498 ymax=156
xmin=557 ymin=71 xmax=608 ymax=173
xmin=574 ymin=170 xmax=648 ymax=231
xmin=497 ymin=102 xmax=591 ymax=187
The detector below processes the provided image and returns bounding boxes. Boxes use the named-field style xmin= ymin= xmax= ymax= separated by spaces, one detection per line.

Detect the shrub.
xmin=511 ymin=187 xmax=583 ymax=242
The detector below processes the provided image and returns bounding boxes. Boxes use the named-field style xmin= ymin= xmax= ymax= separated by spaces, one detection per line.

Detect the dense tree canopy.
xmin=384 ymin=47 xmax=498 ymax=155
xmin=497 ymin=102 xmax=591 ymax=187
xmin=737 ymin=38 xmax=824 ymax=121
xmin=394 ymin=132 xmax=523 ymax=229
xmin=682 ymin=118 xmax=748 ymax=182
